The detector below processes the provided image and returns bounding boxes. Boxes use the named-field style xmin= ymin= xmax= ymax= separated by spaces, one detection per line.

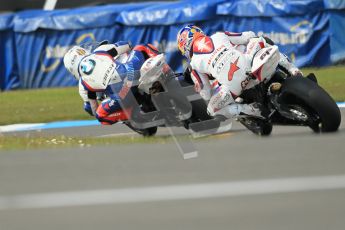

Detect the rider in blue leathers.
xmin=63 ymin=41 xmax=160 ymax=124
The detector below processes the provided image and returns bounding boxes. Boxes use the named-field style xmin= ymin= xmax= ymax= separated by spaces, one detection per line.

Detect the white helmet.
xmin=63 ymin=46 xmax=89 ymax=80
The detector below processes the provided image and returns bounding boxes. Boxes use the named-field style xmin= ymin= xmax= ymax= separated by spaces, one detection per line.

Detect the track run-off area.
xmin=0 ymin=109 xmax=344 ymax=230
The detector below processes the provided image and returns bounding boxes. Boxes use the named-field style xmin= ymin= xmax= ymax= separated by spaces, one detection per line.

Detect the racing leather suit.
xmin=189 ymin=31 xmax=301 ymax=119
xmin=77 ymin=42 xmax=159 ymax=125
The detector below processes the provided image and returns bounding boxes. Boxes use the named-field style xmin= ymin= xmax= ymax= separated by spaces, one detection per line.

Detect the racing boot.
xmin=215 ymin=102 xmax=265 ymax=119
xmin=239 ymin=103 xmax=265 ymax=119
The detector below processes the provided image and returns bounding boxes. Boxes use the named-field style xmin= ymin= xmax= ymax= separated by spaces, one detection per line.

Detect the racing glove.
xmin=83 ymin=102 xmax=93 ymax=116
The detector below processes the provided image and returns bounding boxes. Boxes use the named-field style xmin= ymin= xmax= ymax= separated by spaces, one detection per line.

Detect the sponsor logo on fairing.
xmin=260 ymin=48 xmax=273 ymax=61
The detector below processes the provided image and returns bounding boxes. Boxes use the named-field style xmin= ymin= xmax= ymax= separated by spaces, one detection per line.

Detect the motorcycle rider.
xmin=63 ymin=41 xmax=160 ymax=125
xmin=177 ymin=24 xmax=303 ymax=119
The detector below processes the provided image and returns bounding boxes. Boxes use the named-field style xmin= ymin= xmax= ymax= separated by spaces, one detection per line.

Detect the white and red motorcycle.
xmin=137 ymin=40 xmax=341 ymax=136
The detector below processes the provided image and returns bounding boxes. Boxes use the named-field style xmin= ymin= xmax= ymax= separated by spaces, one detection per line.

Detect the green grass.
xmin=0 ymin=134 xmax=172 ymax=151
xmin=0 ymin=131 xmax=225 ymax=151
xmin=0 ymin=66 xmax=344 ymax=125
xmin=0 ymin=87 xmax=91 ymax=125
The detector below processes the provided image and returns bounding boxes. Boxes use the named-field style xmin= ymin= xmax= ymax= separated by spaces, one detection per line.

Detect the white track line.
xmin=1 ymin=175 xmax=345 ymax=210
xmin=337 ymin=102 xmax=345 ymax=108
xmin=0 ymin=123 xmax=44 ymax=133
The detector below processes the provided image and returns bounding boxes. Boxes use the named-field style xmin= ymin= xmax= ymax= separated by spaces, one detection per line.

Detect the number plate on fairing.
xmin=251 ymin=45 xmax=280 ymax=82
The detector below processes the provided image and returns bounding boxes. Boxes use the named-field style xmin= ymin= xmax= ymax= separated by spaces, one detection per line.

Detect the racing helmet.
xmin=177 ymin=24 xmax=204 ymax=59
xmin=63 ymin=46 xmax=89 ymax=80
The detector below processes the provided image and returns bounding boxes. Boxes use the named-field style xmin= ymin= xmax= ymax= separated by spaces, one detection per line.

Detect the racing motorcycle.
xmin=232 ymin=45 xmax=341 ymax=135
xmin=79 ymin=41 xmax=214 ymax=137
xmin=134 ymin=44 xmax=341 ymax=136
xmin=129 ymin=54 xmax=217 ymax=136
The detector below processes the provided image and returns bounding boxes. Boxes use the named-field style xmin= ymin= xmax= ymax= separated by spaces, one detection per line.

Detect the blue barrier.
xmin=329 ymin=11 xmax=345 ymax=63
xmin=0 ymin=13 xmax=19 ymax=90
xmin=0 ymin=0 xmax=344 ymax=90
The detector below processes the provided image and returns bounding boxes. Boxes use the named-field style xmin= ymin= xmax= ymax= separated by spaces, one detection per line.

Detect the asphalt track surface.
xmin=1 ymin=110 xmax=345 ymax=230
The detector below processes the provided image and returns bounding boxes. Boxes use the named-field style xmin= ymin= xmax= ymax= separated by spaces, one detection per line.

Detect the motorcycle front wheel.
xmin=279 ymin=76 xmax=341 ymax=132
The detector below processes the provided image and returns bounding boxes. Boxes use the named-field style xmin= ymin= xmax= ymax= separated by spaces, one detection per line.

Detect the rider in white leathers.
xmin=177 ymin=24 xmax=303 ymax=119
